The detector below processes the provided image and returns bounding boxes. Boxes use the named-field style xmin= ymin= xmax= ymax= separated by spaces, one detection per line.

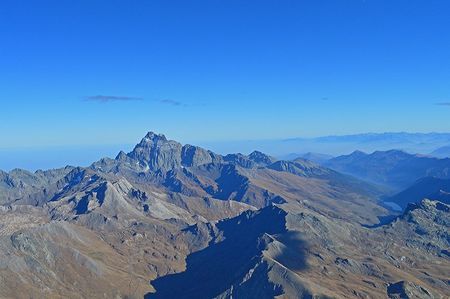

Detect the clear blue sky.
xmin=1 ymin=1 xmax=450 ymax=155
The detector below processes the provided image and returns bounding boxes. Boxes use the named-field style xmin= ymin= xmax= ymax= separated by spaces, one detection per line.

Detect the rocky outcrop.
xmin=387 ymin=281 xmax=434 ymax=299
xmin=268 ymin=159 xmax=330 ymax=177
xmin=386 ymin=199 xmax=450 ymax=256
xmin=0 ymin=166 xmax=74 ymax=204
xmin=127 ymin=132 xmax=184 ymax=172
xmin=181 ymin=144 xmax=222 ymax=167
xmin=248 ymin=151 xmax=276 ymax=166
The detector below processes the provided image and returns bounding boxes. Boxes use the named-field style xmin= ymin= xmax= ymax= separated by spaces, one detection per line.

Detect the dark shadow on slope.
xmin=272 ymin=231 xmax=309 ymax=272
xmin=145 ymin=206 xmax=308 ymax=299
xmin=213 ymin=164 xmax=249 ymax=200
xmin=362 ymin=214 xmax=399 ymax=228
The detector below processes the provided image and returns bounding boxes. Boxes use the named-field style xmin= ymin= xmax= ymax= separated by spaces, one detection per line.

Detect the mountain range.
xmin=0 ymin=132 xmax=449 ymax=298
xmin=323 ymin=149 xmax=450 ymax=192
xmin=386 ymin=177 xmax=450 ymax=210
xmin=431 ymin=145 xmax=450 ymax=158
xmin=4 ymin=132 xmax=450 ymax=172
xmin=198 ymin=132 xmax=450 ymax=158
xmin=282 ymin=132 xmax=450 ymax=155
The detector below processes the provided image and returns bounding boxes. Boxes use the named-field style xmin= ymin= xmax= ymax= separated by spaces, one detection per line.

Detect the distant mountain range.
xmin=285 ymin=132 xmax=450 ymax=156
xmin=430 ymin=145 xmax=450 ymax=158
xmin=281 ymin=152 xmax=334 ymax=164
xmin=0 ymin=132 xmax=449 ymax=298
xmin=3 ymin=132 xmax=450 ymax=172
xmin=323 ymin=149 xmax=450 ymax=191
xmin=199 ymin=132 xmax=450 ymax=158
xmin=386 ymin=177 xmax=450 ymax=209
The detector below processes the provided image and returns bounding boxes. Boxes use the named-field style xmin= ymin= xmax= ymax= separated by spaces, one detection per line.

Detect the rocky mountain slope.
xmin=148 ymin=198 xmax=450 ymax=298
xmin=0 ymin=132 xmax=449 ymax=298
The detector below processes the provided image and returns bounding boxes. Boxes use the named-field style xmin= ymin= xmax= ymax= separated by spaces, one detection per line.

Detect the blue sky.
xmin=1 ymin=0 xmax=450 ymax=169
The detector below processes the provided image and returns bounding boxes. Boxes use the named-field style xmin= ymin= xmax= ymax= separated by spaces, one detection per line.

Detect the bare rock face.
xmin=128 ymin=132 xmax=184 ymax=172
xmin=224 ymin=153 xmax=257 ymax=168
xmin=0 ymin=166 xmax=74 ymax=204
xmin=0 ymin=204 xmax=153 ymax=298
xmin=268 ymin=159 xmax=330 ymax=177
xmin=116 ymin=132 xmax=222 ymax=173
xmin=181 ymin=144 xmax=220 ymax=167
xmin=248 ymin=150 xmax=277 ymax=166
xmin=223 ymin=151 xmax=276 ymax=169
xmin=386 ymin=199 xmax=450 ymax=255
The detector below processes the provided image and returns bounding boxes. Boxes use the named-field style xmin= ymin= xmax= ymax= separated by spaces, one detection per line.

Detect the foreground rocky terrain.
xmin=0 ymin=132 xmax=449 ymax=298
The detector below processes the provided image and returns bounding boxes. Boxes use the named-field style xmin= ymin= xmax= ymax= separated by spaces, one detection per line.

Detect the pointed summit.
xmin=127 ymin=131 xmax=182 ymax=171
xmin=132 ymin=132 xmax=171 ymax=155
xmin=248 ymin=150 xmax=276 ymax=166
xmin=115 ymin=150 xmax=128 ymax=161
xmin=141 ymin=131 xmax=168 ymax=143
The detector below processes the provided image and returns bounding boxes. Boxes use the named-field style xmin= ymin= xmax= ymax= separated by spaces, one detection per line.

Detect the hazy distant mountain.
xmin=306 ymin=132 xmax=450 ymax=154
xmin=0 ymin=132 xmax=449 ymax=298
xmin=280 ymin=152 xmax=334 ymax=164
xmin=430 ymin=145 xmax=450 ymax=158
xmin=207 ymin=132 xmax=450 ymax=158
xmin=324 ymin=149 xmax=450 ymax=191
xmin=386 ymin=177 xmax=450 ymax=209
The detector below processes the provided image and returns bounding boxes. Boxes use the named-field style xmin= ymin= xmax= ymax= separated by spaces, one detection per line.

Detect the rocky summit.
xmin=0 ymin=132 xmax=449 ymax=299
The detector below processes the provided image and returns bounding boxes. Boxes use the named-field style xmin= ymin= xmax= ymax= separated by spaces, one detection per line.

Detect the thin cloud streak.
xmin=155 ymin=99 xmax=205 ymax=107
xmin=157 ymin=99 xmax=184 ymax=106
xmin=84 ymin=95 xmax=193 ymax=107
xmin=85 ymin=95 xmax=143 ymax=103
xmin=435 ymin=102 xmax=450 ymax=106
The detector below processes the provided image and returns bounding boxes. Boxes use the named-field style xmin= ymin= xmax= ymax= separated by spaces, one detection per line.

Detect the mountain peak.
xmin=248 ymin=150 xmax=276 ymax=165
xmin=126 ymin=132 xmax=220 ymax=171
xmin=115 ymin=150 xmax=128 ymax=160
xmin=350 ymin=150 xmax=367 ymax=156
xmin=249 ymin=150 xmax=266 ymax=158
xmin=143 ymin=131 xmax=167 ymax=142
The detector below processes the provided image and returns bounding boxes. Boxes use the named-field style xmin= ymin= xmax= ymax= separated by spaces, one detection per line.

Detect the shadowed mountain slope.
xmin=147 ymin=198 xmax=450 ymax=298
xmin=146 ymin=206 xmax=309 ymax=299
xmin=387 ymin=177 xmax=450 ymax=209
